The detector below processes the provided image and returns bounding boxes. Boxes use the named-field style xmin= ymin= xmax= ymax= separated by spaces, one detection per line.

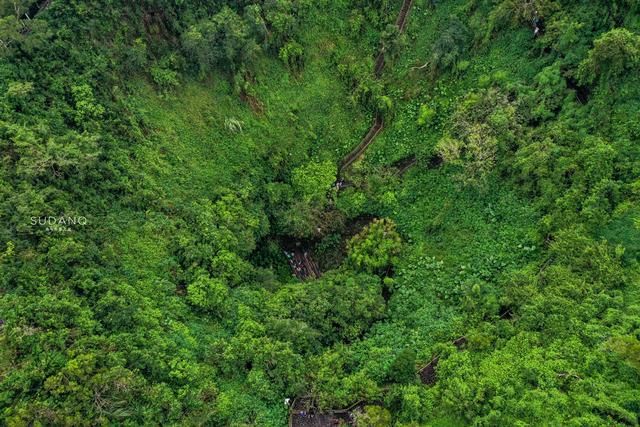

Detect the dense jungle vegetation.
xmin=0 ymin=0 xmax=639 ymax=425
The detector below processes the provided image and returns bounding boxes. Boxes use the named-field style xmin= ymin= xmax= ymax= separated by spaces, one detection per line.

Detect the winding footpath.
xmin=293 ymin=0 xmax=417 ymax=422
xmin=339 ymin=0 xmax=414 ymax=175
xmin=374 ymin=0 xmax=414 ymax=77
xmin=339 ymin=115 xmax=384 ymax=173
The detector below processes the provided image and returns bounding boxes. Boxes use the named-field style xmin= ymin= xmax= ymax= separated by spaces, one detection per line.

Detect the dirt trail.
xmin=396 ymin=0 xmax=414 ymax=31
xmin=342 ymin=0 xmax=416 ymax=171
xmin=339 ymin=115 xmax=384 ymax=174
xmin=394 ymin=155 xmax=417 ymax=175
xmin=374 ymin=0 xmax=415 ymax=77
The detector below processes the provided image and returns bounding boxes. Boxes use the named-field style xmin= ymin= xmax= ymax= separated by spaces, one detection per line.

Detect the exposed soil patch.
xmin=240 ymin=91 xmax=265 ymax=114
xmin=277 ymin=214 xmax=378 ymax=280
xmin=289 ymin=397 xmax=380 ymax=427
xmin=419 ymin=356 xmax=439 ymax=385
xmin=453 ymin=336 xmax=468 ymax=350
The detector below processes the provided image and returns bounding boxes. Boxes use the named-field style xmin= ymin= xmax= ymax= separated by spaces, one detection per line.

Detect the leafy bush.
xmin=71 ymin=84 xmax=105 ymax=125
xmin=291 ymin=160 xmax=337 ymax=204
xmin=182 ymin=7 xmax=259 ymax=75
xmin=417 ymin=104 xmax=436 ymax=127
xmin=437 ymin=88 xmax=521 ymax=186
xmin=428 ymin=17 xmax=471 ymax=78
xmin=387 ymin=348 xmax=417 ymax=384
xmin=348 ymin=218 xmax=402 ymax=273
xmin=274 ymin=272 xmax=385 ymax=344
xmin=527 ymin=64 xmax=567 ymax=121
xmin=279 ymin=40 xmax=304 ymax=72
xmin=578 ymin=28 xmax=640 ymax=84
xmin=187 ymin=274 xmax=229 ymax=312
xmin=150 ymin=63 xmax=180 ymax=94
xmin=484 ymin=0 xmax=558 ymax=42
xmin=355 ymin=405 xmax=393 ymax=427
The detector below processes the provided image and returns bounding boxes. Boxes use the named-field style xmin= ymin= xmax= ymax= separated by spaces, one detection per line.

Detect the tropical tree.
xmin=348 ymin=218 xmax=402 ymax=274
xmin=578 ymin=28 xmax=640 ymax=84
xmin=182 ymin=7 xmax=259 ymax=76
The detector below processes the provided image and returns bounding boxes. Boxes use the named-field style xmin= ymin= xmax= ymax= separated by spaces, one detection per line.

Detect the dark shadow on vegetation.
xmin=499 ymin=305 xmax=515 ymax=320
xmin=566 ymin=77 xmax=591 ymax=105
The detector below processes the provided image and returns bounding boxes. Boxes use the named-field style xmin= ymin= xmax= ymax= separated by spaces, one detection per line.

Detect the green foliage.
xmin=261 ymin=0 xmax=303 ymax=50
xmin=0 ymin=0 xmax=30 ymax=17
xmin=120 ymin=38 xmax=148 ymax=73
xmin=436 ymin=88 xmax=520 ymax=186
xmin=376 ymin=95 xmax=394 ymax=118
xmin=182 ymin=7 xmax=259 ymax=76
xmin=268 ymin=160 xmax=341 ymax=238
xmin=224 ymin=117 xmax=244 ymax=133
xmin=279 ymin=39 xmax=304 ymax=72
xmin=1 ymin=122 xmax=100 ymax=180
xmin=387 ymin=348 xmax=417 ymax=384
xmin=348 ymin=218 xmax=402 ymax=273
xmin=6 ymin=81 xmax=33 ymax=98
xmin=150 ymin=62 xmax=180 ymax=94
xmin=1 ymin=0 xmax=639 ymax=425
xmin=526 ymin=63 xmax=567 ymax=121
xmin=483 ymin=0 xmax=557 ymax=42
xmin=379 ymin=23 xmax=405 ymax=65
xmin=336 ymin=53 xmax=384 ymax=110
xmin=355 ymin=405 xmax=393 ymax=427
xmin=428 ymin=17 xmax=471 ymax=78
xmin=291 ymin=160 xmax=336 ymax=204
xmin=609 ymin=336 xmax=640 ymax=371
xmin=578 ymin=28 xmax=640 ymax=84
xmin=274 ymin=271 xmax=386 ymax=344
xmin=417 ymin=104 xmax=436 ymax=127
xmin=71 ymin=84 xmax=105 ymax=124
xmin=176 ymin=191 xmax=267 ymax=282
xmin=187 ymin=274 xmax=229 ymax=313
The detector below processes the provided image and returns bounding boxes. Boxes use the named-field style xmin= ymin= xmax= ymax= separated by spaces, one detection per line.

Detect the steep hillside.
xmin=0 ymin=0 xmax=639 ymax=425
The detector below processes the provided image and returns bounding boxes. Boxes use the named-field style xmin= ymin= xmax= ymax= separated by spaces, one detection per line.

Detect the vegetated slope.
xmin=0 ymin=0 xmax=639 ymax=426
xmin=340 ymin=1 xmax=640 ymax=425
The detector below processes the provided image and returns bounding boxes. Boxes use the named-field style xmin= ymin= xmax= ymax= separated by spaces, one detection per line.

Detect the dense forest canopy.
xmin=0 ymin=0 xmax=639 ymax=425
